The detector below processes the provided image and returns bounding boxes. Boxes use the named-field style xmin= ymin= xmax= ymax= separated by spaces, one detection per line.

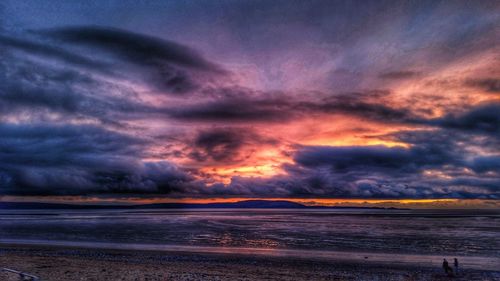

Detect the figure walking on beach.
xmin=442 ymin=258 xmax=452 ymax=276
xmin=454 ymin=258 xmax=459 ymax=275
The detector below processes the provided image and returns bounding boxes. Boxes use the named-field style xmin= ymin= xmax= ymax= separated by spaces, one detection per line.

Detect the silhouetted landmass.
xmin=0 ymin=200 xmax=403 ymax=210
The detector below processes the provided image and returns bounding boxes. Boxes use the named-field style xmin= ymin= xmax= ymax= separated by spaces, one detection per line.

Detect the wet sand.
xmin=1 ymin=245 xmax=499 ymax=281
xmin=2 ymin=239 xmax=500 ymax=271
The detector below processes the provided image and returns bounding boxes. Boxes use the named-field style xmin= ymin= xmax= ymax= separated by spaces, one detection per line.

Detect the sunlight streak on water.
xmin=0 ymin=209 xmax=499 ymax=259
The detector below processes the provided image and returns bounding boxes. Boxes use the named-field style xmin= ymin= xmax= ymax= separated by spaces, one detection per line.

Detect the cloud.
xmin=168 ymin=97 xmax=291 ymax=122
xmin=5 ymin=27 xmax=486 ymax=132
xmin=0 ymin=123 xmax=198 ymax=195
xmin=0 ymin=123 xmax=134 ymax=194
xmin=0 ymin=51 xmax=152 ymax=126
xmin=465 ymin=78 xmax=500 ymax=93
xmin=44 ymin=26 xmax=219 ymax=70
xmin=0 ymin=29 xmax=231 ymax=128
xmin=294 ymin=146 xmax=414 ymax=171
xmin=469 ymin=156 xmax=500 ymax=173
xmin=212 ymin=127 xmax=499 ymax=200
xmin=431 ymin=102 xmax=500 ymax=134
xmin=0 ymin=34 xmax=109 ymax=72
xmin=0 ymin=5 xmax=498 ymax=201
xmin=167 ymin=89 xmax=420 ymax=124
xmin=379 ymin=71 xmax=421 ymax=80
xmin=42 ymin=26 xmax=224 ymax=93
xmin=304 ymin=94 xmax=421 ymax=124
xmin=186 ymin=128 xmax=278 ymax=164
xmin=190 ymin=129 xmax=249 ymax=162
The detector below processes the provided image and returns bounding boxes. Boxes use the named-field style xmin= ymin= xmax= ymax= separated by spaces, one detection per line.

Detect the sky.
xmin=0 ymin=0 xmax=499 ymax=207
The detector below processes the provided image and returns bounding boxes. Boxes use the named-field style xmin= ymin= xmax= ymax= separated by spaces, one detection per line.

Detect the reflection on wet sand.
xmin=1 ymin=239 xmax=499 ymax=271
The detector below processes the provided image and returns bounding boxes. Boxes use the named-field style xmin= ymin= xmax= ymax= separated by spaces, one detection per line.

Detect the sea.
xmin=0 ymin=208 xmax=499 ymax=269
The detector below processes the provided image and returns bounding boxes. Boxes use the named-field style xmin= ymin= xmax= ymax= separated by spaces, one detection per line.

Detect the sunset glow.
xmin=0 ymin=0 xmax=498 ymax=208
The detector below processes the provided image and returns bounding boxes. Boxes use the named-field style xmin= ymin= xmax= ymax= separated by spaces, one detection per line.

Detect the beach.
xmin=1 ymin=209 xmax=499 ymax=280
xmin=1 ymin=245 xmax=499 ymax=281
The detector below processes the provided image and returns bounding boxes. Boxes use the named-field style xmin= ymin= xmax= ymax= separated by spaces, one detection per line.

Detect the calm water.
xmin=0 ymin=209 xmax=499 ymax=258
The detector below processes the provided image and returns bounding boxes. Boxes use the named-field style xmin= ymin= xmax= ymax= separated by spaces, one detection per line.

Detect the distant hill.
xmin=0 ymin=200 xmax=397 ymax=210
xmin=135 ymin=200 xmax=307 ymax=209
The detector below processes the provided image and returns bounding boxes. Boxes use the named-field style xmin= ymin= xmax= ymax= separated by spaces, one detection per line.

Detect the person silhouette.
xmin=454 ymin=258 xmax=459 ymax=275
xmin=442 ymin=259 xmax=452 ymax=276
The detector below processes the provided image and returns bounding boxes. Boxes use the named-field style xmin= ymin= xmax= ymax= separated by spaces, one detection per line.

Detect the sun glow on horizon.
xmin=2 ymin=195 xmax=498 ymax=209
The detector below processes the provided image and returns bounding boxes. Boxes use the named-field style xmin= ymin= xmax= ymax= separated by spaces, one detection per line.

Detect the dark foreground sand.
xmin=1 ymin=246 xmax=499 ymax=281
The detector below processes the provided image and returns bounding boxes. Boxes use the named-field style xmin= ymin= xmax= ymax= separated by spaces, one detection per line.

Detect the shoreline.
xmin=1 ymin=239 xmax=500 ymax=271
xmin=1 ymin=244 xmax=499 ymax=281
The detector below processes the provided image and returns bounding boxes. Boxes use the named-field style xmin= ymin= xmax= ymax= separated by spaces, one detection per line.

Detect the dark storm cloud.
xmin=169 ymin=90 xmax=420 ymax=124
xmin=0 ymin=27 xmax=214 ymax=196
xmin=186 ymin=128 xmax=277 ymax=163
xmin=305 ymin=94 xmax=420 ymax=124
xmin=1 ymin=26 xmax=225 ymax=98
xmin=208 ymin=127 xmax=499 ymax=200
xmin=0 ymin=34 xmax=108 ymax=71
xmin=0 ymin=123 xmax=139 ymax=194
xmin=465 ymin=78 xmax=500 ymax=93
xmin=44 ymin=26 xmax=219 ymax=70
xmin=469 ymin=156 xmax=500 ymax=173
xmin=295 ymin=146 xmax=414 ymax=171
xmin=90 ymin=161 xmax=199 ymax=195
xmin=169 ymin=97 xmax=290 ymax=122
xmin=0 ymin=53 xmax=153 ymax=126
xmin=291 ymin=133 xmax=462 ymax=186
xmin=190 ymin=129 xmax=246 ymax=162
xmin=0 ymin=123 xmax=199 ymax=195
xmin=43 ymin=26 xmax=224 ymax=93
xmin=432 ymin=102 xmax=500 ymax=134
xmin=0 ymin=124 xmax=141 ymax=167
xmin=0 ymin=59 xmax=88 ymax=112
xmin=0 ymin=28 xmax=227 ymax=126
xmin=0 ymin=3 xmax=5 ymax=31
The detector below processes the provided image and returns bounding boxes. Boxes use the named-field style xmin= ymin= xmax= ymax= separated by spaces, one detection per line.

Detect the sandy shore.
xmin=1 ymin=245 xmax=499 ymax=281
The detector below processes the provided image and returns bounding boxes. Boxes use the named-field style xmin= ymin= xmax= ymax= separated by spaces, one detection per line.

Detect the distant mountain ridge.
xmin=0 ymin=200 xmax=397 ymax=210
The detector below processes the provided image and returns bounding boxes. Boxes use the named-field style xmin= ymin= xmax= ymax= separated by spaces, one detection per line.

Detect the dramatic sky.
xmin=0 ymin=0 xmax=499 ymax=206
